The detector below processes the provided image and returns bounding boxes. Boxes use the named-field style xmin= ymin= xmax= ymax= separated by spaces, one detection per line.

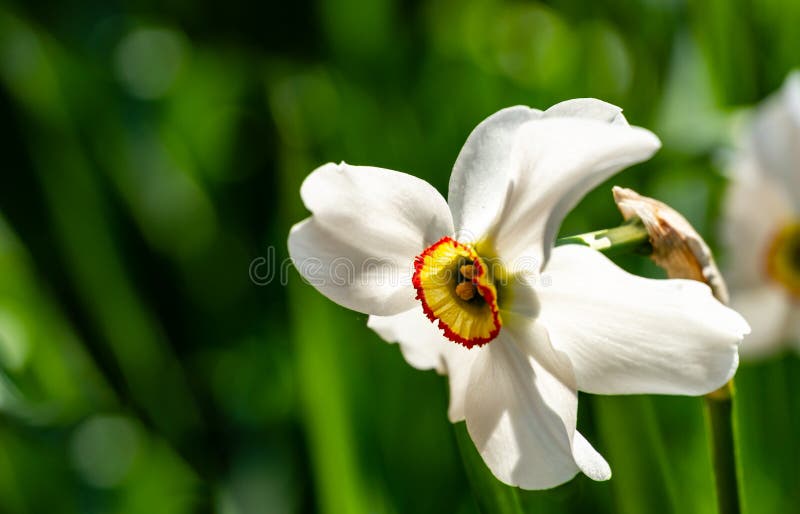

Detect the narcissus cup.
xmin=289 ymin=98 xmax=750 ymax=489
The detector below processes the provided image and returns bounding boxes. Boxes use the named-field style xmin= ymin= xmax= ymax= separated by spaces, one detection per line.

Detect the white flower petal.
xmin=572 ymin=431 xmax=611 ymax=481
xmin=444 ymin=346 xmax=482 ymax=423
xmin=730 ymin=285 xmax=792 ymax=360
xmin=749 ymin=72 xmax=800 ymax=208
xmin=487 ymin=117 xmax=661 ymax=269
xmin=783 ymin=70 xmax=800 ymax=121
xmin=367 ymin=307 xmax=449 ymax=373
xmin=448 ymin=106 xmax=542 ymax=242
xmin=367 ymin=307 xmax=481 ymax=422
xmin=464 ymin=317 xmax=608 ymax=489
xmin=289 ymin=162 xmax=454 ymax=316
xmin=537 ymin=245 xmax=749 ymax=396
xmin=722 ymin=159 xmax=796 ymax=290
xmin=544 ymin=98 xmax=628 ymax=126
xmin=789 ymin=307 xmax=800 ymax=354
xmin=464 ymin=335 xmax=577 ymax=489
xmin=289 ymin=219 xmax=414 ymax=314
xmin=499 ymin=274 xmax=541 ymax=319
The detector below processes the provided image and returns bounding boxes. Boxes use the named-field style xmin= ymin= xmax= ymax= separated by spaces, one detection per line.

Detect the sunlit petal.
xmin=485 ymin=117 xmax=660 ymax=269
xmin=538 ymin=245 xmax=748 ymax=395
xmin=289 ymin=162 xmax=454 ymax=315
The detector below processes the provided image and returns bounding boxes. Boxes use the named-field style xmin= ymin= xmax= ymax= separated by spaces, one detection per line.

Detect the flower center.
xmin=765 ymin=221 xmax=800 ymax=300
xmin=412 ymin=237 xmax=501 ymax=348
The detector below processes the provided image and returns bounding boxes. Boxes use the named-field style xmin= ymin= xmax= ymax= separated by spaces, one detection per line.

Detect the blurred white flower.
xmin=289 ymin=99 xmax=748 ymax=489
xmin=723 ymin=72 xmax=800 ymax=359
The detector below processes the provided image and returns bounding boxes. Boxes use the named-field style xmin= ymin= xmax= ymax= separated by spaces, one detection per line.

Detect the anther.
xmin=455 ymin=281 xmax=476 ymax=301
xmin=460 ymin=264 xmax=475 ymax=279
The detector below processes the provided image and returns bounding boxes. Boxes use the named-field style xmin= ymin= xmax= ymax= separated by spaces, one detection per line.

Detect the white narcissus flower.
xmin=723 ymin=72 xmax=800 ymax=359
xmin=289 ymin=98 xmax=749 ymax=490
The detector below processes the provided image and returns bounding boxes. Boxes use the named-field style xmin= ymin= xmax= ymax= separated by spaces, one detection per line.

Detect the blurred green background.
xmin=0 ymin=0 xmax=798 ymax=513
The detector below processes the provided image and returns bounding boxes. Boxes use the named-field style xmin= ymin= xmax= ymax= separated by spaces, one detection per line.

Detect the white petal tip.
xmin=729 ymin=309 xmax=752 ymax=339
xmin=573 ymin=432 xmax=612 ymax=481
xmin=635 ymin=126 xmax=663 ymax=153
xmin=587 ymin=467 xmax=612 ymax=482
xmin=545 ymin=98 xmax=624 ymax=124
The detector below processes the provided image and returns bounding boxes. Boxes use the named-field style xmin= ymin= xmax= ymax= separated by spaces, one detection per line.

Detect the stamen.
xmin=412 ymin=237 xmax=502 ymax=347
xmin=455 ymin=281 xmax=476 ymax=301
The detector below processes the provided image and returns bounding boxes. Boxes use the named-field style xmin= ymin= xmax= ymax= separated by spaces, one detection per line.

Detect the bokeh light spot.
xmin=114 ymin=27 xmax=186 ymax=99
xmin=70 ymin=415 xmax=142 ymax=488
xmin=0 ymin=309 xmax=30 ymax=371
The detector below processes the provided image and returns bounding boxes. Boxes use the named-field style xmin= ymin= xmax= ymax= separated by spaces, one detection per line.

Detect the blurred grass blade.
xmin=287 ymin=283 xmax=373 ymax=514
xmin=277 ymin=122 xmax=374 ymax=513
xmin=688 ymin=0 xmax=758 ymax=104
xmin=0 ymin=11 xmax=208 ymax=477
xmin=453 ymin=422 xmax=525 ymax=514
xmin=594 ymin=396 xmax=680 ymax=514
xmin=736 ymin=357 xmax=800 ymax=513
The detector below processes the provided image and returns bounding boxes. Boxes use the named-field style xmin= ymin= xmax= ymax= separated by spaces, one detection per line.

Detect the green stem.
xmin=453 ymin=422 xmax=525 ymax=514
xmin=705 ymin=383 xmax=741 ymax=514
xmin=287 ymin=285 xmax=372 ymax=514
xmin=593 ymin=396 xmax=678 ymax=514
xmin=556 ymin=219 xmax=652 ymax=256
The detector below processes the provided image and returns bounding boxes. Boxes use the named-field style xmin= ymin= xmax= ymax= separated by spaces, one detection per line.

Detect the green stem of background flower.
xmin=558 ymin=220 xmax=742 ymax=514
xmin=704 ymin=382 xmax=741 ymax=514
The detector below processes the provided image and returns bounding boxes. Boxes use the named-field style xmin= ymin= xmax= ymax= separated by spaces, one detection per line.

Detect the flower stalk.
xmin=704 ymin=381 xmax=740 ymax=514
xmin=556 ymin=219 xmax=652 ymax=256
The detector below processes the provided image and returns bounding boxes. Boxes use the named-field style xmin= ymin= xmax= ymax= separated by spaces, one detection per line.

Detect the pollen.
xmin=412 ymin=237 xmax=501 ymax=348
xmin=765 ymin=221 xmax=800 ymax=299
xmin=455 ymin=281 xmax=476 ymax=300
